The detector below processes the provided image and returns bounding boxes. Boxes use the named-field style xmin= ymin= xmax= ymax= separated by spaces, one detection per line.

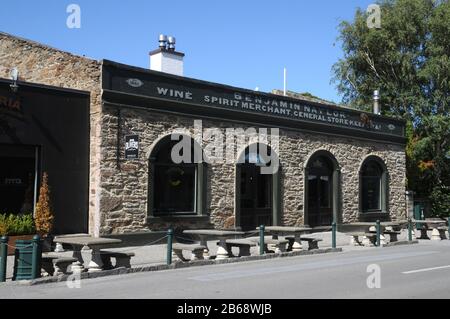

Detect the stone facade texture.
xmin=0 ymin=33 xmax=406 ymax=236
xmin=99 ymin=106 xmax=406 ymax=235
xmin=0 ymin=32 xmax=103 ymax=235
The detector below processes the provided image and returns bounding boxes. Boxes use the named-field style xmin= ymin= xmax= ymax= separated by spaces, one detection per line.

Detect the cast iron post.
xmin=376 ymin=220 xmax=381 ymax=247
xmin=259 ymin=225 xmax=265 ymax=255
xmin=408 ymin=218 xmax=413 ymax=242
xmin=332 ymin=222 xmax=337 ymax=249
xmin=31 ymin=235 xmax=40 ymax=279
xmin=448 ymin=217 xmax=450 ymax=240
xmin=0 ymin=236 xmax=8 ymax=282
xmin=167 ymin=228 xmax=173 ymax=265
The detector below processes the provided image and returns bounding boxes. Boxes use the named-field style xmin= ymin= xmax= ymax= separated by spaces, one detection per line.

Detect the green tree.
xmin=332 ymin=0 xmax=450 ymax=216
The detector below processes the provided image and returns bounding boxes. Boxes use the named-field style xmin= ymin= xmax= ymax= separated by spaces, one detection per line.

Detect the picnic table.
xmin=53 ymin=233 xmax=91 ymax=252
xmin=346 ymin=222 xmax=403 ymax=234
xmin=257 ymin=226 xmax=312 ymax=251
xmin=54 ymin=236 xmax=122 ymax=272
xmin=412 ymin=219 xmax=448 ymax=240
xmin=183 ymin=229 xmax=245 ymax=260
xmin=344 ymin=222 xmax=403 ymax=246
xmin=348 ymin=222 xmax=401 ymax=228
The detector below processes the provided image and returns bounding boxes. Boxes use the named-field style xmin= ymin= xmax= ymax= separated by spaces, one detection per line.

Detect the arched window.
xmin=149 ymin=135 xmax=206 ymax=216
xmin=360 ymin=157 xmax=388 ymax=213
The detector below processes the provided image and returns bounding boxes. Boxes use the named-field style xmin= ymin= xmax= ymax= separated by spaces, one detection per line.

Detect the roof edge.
xmin=0 ymin=31 xmax=99 ymax=63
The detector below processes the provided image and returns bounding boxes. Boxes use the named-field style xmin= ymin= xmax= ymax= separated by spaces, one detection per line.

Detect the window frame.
xmin=359 ymin=156 xmax=388 ymax=215
xmin=148 ymin=135 xmax=207 ymax=218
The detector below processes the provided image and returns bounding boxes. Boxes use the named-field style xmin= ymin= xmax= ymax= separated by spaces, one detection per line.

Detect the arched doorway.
xmin=304 ymin=151 xmax=340 ymax=228
xmin=235 ymin=144 xmax=281 ymax=231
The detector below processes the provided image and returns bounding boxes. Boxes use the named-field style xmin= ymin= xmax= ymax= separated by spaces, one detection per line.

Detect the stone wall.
xmin=99 ymin=106 xmax=406 ymax=234
xmin=0 ymin=32 xmax=102 ymax=235
xmin=0 ymin=32 xmax=407 ymax=236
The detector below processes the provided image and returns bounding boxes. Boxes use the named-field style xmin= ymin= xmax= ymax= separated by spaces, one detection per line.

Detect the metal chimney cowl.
xmin=373 ymin=90 xmax=381 ymax=115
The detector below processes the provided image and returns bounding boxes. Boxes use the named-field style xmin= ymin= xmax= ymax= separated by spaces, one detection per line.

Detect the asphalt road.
xmin=1 ymin=241 xmax=450 ymax=299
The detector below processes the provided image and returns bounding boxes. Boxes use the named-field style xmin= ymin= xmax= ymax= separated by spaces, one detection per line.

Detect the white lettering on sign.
xmin=154 ymin=86 xmax=383 ymax=132
xmin=157 ymin=87 xmax=193 ymax=100
xmin=125 ymin=139 xmax=138 ymax=151
xmin=0 ymin=95 xmax=21 ymax=111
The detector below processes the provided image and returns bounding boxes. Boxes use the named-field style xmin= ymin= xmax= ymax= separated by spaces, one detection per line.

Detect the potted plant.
xmin=34 ymin=172 xmax=55 ymax=252
xmin=0 ymin=213 xmax=36 ymax=255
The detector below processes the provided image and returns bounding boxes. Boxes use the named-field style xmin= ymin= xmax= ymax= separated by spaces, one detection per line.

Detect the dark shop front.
xmin=0 ymin=79 xmax=89 ymax=234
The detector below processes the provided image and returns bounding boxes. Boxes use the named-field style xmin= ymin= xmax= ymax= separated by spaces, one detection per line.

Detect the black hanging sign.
xmin=125 ymin=135 xmax=139 ymax=159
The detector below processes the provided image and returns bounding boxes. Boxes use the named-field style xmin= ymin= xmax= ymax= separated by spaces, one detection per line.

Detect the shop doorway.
xmin=305 ymin=151 xmax=340 ymax=228
xmin=239 ymin=163 xmax=272 ymax=230
xmin=0 ymin=145 xmax=39 ymax=215
xmin=236 ymin=144 xmax=280 ymax=231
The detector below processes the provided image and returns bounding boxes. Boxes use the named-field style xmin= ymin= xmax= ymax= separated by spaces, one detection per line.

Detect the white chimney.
xmin=150 ymin=34 xmax=184 ymax=76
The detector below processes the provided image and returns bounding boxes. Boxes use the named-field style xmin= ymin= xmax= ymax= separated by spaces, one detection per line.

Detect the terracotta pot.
xmin=6 ymin=234 xmax=35 ymax=255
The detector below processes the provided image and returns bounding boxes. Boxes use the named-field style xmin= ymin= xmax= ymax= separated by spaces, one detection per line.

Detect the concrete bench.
xmin=285 ymin=236 xmax=322 ymax=250
xmin=256 ymin=238 xmax=289 ymax=254
xmin=100 ymin=250 xmax=135 ymax=269
xmin=172 ymin=243 xmax=206 ymax=261
xmin=383 ymin=230 xmax=401 ymax=242
xmin=300 ymin=237 xmax=323 ymax=250
xmin=42 ymin=256 xmax=78 ymax=276
xmin=348 ymin=232 xmax=377 ymax=247
xmin=220 ymin=239 xmax=256 ymax=257
xmin=436 ymin=226 xmax=448 ymax=240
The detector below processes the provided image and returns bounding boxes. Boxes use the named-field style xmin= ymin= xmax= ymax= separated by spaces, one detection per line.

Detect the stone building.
xmin=0 ymin=32 xmax=407 ymax=237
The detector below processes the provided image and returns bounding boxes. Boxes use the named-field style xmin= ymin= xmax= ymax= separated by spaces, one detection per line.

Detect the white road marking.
xmin=402 ymin=265 xmax=450 ymax=274
xmin=188 ymin=250 xmax=437 ymax=282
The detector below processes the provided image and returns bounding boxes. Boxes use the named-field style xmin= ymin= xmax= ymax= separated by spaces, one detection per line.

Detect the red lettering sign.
xmin=0 ymin=95 xmax=21 ymax=111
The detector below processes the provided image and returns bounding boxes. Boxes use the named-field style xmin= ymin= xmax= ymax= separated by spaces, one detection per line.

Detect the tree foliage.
xmin=333 ymin=0 xmax=450 ymax=215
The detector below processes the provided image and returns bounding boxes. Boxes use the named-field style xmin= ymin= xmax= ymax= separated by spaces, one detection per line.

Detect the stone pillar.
xmin=405 ymin=190 xmax=414 ymax=219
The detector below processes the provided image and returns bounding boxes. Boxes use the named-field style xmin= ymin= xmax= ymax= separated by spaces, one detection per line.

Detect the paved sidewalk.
xmin=2 ymin=229 xmax=438 ymax=280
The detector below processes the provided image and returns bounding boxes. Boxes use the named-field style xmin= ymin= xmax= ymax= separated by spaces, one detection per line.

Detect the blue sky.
xmin=1 ymin=0 xmax=374 ymax=103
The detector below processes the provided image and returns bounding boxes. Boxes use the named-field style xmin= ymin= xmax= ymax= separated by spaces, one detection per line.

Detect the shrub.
xmin=0 ymin=213 xmax=36 ymax=236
